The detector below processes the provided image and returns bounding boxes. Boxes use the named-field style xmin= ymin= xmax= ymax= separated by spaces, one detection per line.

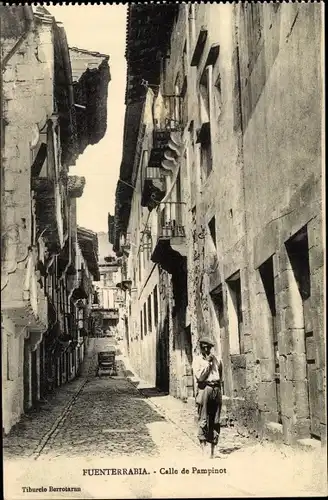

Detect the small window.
xmin=140 ymin=310 xmax=143 ymax=340
xmin=226 ymin=271 xmax=244 ymax=355
xmin=154 ymin=285 xmax=159 ymax=326
xmin=197 ymin=68 xmax=212 ymax=179
xmin=7 ymin=335 xmax=11 ymax=381
xmin=147 ymin=295 xmax=152 ymax=332
xmin=200 ymin=140 xmax=212 ymax=178
xmin=208 ymin=216 xmax=216 ymax=248
xmin=199 ymin=71 xmax=210 ymax=124
xmin=143 ymin=303 xmax=147 ymax=335
xmin=214 ymin=73 xmax=222 ymax=118
xmin=210 ymin=285 xmax=224 ymax=329
xmin=285 ymin=226 xmax=311 ymax=301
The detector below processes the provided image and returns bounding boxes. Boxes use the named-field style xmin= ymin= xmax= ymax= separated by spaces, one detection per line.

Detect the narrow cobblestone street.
xmin=3 ymin=339 xmax=250 ymax=462
xmin=4 ymin=340 xmax=326 ymax=499
xmin=2 ymin=3 xmax=326 ymax=500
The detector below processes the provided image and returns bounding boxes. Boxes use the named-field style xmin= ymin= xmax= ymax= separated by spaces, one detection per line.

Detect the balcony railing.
xmin=102 ymin=308 xmax=119 ymax=320
xmin=149 ymin=95 xmax=183 ymax=168
xmin=157 ymin=201 xmax=185 ymax=236
xmin=154 ymin=95 xmax=183 ymax=132
xmin=151 ymin=202 xmax=187 ymax=273
xmin=160 ymin=222 xmax=186 ymax=238
xmin=120 ymin=233 xmax=131 ymax=254
xmin=146 ymin=167 xmax=166 ymax=181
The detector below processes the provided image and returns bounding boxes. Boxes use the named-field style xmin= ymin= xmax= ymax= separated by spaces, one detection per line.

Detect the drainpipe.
xmin=1 ymin=5 xmax=34 ymax=266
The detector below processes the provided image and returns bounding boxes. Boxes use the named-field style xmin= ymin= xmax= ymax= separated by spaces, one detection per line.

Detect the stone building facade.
xmin=1 ymin=5 xmax=109 ymax=434
xmin=113 ymin=3 xmax=324 ymax=445
xmin=91 ymin=232 xmax=124 ymax=339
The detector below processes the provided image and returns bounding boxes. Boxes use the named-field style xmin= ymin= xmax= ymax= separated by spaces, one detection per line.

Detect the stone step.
xmin=264 ymin=422 xmax=284 ymax=443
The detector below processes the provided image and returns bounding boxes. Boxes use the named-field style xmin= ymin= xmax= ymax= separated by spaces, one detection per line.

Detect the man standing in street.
xmin=193 ymin=336 xmax=223 ymax=458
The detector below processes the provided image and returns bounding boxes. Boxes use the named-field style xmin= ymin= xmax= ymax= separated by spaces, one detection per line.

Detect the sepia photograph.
xmin=1 ymin=2 xmax=326 ymax=498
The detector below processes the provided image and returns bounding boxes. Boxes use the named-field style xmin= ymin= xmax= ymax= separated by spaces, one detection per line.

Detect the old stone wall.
xmin=238 ymin=3 xmax=324 ymax=442
xmin=124 ymin=89 xmax=158 ymax=386
xmin=1 ymin=317 xmax=25 ymax=434
xmin=1 ymin=21 xmax=54 ymax=286
xmin=1 ymin=18 xmax=55 ymax=434
xmin=120 ymin=3 xmax=324 ymax=445
xmin=128 ymin=265 xmax=159 ymax=387
xmin=161 ymin=2 xmax=324 ymax=444
xmin=164 ymin=4 xmax=249 ymax=401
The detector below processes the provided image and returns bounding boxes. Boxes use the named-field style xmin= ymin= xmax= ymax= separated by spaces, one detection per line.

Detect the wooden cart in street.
xmin=96 ymin=348 xmax=117 ymax=377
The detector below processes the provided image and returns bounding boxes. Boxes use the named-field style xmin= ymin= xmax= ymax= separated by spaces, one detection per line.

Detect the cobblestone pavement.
xmin=3 ymin=339 xmax=251 ymax=461
xmin=33 ymin=339 xmax=207 ymax=461
xmin=121 ymin=358 xmax=254 ymax=458
xmin=3 ymin=339 xmax=327 ymax=499
xmin=3 ymin=343 xmax=94 ymax=460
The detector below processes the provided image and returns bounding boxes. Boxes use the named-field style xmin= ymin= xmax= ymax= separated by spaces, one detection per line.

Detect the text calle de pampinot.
xmin=82 ymin=467 xmax=227 ymax=476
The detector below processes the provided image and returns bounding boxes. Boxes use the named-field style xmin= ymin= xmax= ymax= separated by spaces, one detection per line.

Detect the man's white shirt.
xmin=193 ymin=354 xmax=222 ymax=383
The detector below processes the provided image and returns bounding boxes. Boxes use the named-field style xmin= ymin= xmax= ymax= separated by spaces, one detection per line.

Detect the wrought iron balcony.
xmin=149 ymin=95 xmax=183 ymax=168
xmin=160 ymin=221 xmax=186 ymax=238
xmin=151 ymin=202 xmax=187 ymax=274
xmin=141 ymin=167 xmax=167 ymax=210
xmin=91 ymin=307 xmax=120 ymax=320
xmin=120 ymin=233 xmax=131 ymax=255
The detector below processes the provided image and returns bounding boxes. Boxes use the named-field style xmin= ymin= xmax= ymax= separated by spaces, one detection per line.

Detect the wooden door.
xmin=157 ymin=313 xmax=170 ymax=393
